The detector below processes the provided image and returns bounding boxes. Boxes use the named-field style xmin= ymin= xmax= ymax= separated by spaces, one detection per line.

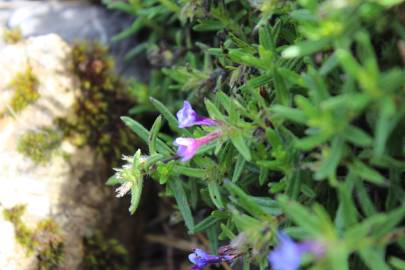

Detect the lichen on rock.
xmin=2 ymin=27 xmax=23 ymax=44
xmin=8 ymin=66 xmax=39 ymax=114
xmin=56 ymin=41 xmax=137 ymax=166
xmin=17 ymin=127 xmax=63 ymax=164
xmin=3 ymin=205 xmax=65 ymax=270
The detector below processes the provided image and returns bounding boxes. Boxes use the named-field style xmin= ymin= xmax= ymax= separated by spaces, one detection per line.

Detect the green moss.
xmin=55 ymin=42 xmax=137 ymax=167
xmin=9 ymin=66 xmax=40 ymax=113
xmin=17 ymin=128 xmax=63 ymax=164
xmin=3 ymin=204 xmax=35 ymax=252
xmin=3 ymin=27 xmax=23 ymax=44
xmin=82 ymin=231 xmax=129 ymax=270
xmin=3 ymin=205 xmax=64 ymax=270
xmin=33 ymin=219 xmax=65 ymax=270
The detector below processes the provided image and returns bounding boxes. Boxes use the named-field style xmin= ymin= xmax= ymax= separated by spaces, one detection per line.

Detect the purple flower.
xmin=268 ymin=232 xmax=303 ymax=270
xmin=189 ymin=249 xmax=223 ymax=270
xmin=174 ymin=131 xmax=222 ymax=161
xmin=177 ymin=101 xmax=217 ymax=128
xmin=268 ymin=232 xmax=325 ymax=270
xmin=188 ymin=247 xmax=237 ymax=270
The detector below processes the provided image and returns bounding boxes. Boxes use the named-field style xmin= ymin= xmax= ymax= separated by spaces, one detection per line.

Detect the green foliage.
xmin=3 ymin=205 xmax=64 ymax=270
xmin=82 ymin=231 xmax=129 ymax=270
xmin=55 ymin=42 xmax=137 ymax=166
xmin=8 ymin=66 xmax=39 ymax=113
xmin=17 ymin=128 xmax=63 ymax=164
xmin=107 ymin=0 xmax=405 ymax=269
xmin=3 ymin=27 xmax=23 ymax=44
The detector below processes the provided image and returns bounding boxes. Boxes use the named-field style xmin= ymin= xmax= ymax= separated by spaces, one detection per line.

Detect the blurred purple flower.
xmin=189 ymin=247 xmax=237 ymax=270
xmin=174 ymin=131 xmax=221 ymax=161
xmin=268 ymin=232 xmax=325 ymax=270
xmin=268 ymin=232 xmax=303 ymax=270
xmin=189 ymin=249 xmax=222 ymax=270
xmin=177 ymin=101 xmax=217 ymax=128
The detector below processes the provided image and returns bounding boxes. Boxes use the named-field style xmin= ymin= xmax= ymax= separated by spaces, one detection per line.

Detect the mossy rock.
xmin=9 ymin=66 xmax=39 ymax=113
xmin=3 ymin=205 xmax=34 ymax=252
xmin=3 ymin=205 xmax=65 ymax=270
xmin=56 ymin=41 xmax=138 ymax=167
xmin=82 ymin=231 xmax=129 ymax=270
xmin=3 ymin=27 xmax=23 ymax=44
xmin=17 ymin=127 xmax=63 ymax=164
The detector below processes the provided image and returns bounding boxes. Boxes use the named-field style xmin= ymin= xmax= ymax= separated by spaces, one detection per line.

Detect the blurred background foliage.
xmin=102 ymin=0 xmax=405 ymax=269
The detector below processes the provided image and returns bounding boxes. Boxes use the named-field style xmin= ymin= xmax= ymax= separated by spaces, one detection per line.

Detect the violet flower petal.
xmin=268 ymin=232 xmax=303 ymax=270
xmin=174 ymin=131 xmax=222 ymax=162
xmin=188 ymin=249 xmax=222 ymax=269
xmin=173 ymin=137 xmax=198 ymax=161
xmin=177 ymin=101 xmax=217 ymax=128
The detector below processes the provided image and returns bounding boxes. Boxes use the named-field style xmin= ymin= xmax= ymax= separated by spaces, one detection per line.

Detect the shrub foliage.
xmin=105 ymin=0 xmax=405 ymax=269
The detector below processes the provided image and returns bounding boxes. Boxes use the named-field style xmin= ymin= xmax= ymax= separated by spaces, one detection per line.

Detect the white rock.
xmin=0 ymin=34 xmax=113 ymax=270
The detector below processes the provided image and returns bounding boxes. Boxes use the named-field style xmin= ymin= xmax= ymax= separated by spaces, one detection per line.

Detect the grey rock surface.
xmin=0 ymin=0 xmax=145 ymax=78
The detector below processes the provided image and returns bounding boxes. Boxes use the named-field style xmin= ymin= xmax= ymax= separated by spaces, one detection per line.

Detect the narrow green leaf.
xmin=390 ymin=257 xmax=405 ymax=270
xmin=230 ymin=133 xmax=251 ymax=161
xmin=374 ymin=98 xmax=398 ymax=156
xmin=277 ymin=196 xmax=321 ymax=236
xmin=315 ymin=136 xmax=344 ymax=179
xmin=220 ymin=223 xmax=236 ymax=240
xmin=112 ymin=17 xmax=144 ymax=41
xmin=359 ymin=249 xmax=391 ymax=270
xmin=232 ymin=155 xmax=246 ymax=183
xmin=259 ymin=167 xmax=269 ymax=186
xmin=168 ymin=178 xmax=194 ymax=231
xmin=344 ymin=125 xmax=373 ymax=147
xmin=349 ymin=159 xmax=385 ymax=185
xmin=282 ymin=39 xmax=329 ymax=58
xmin=205 ymin=99 xmax=225 ymax=121
xmin=271 ymin=106 xmax=307 ymax=124
xmin=272 ymin=67 xmax=290 ymax=105
xmin=193 ymin=215 xmax=220 ymax=233
xmin=174 ymin=166 xmax=207 ymax=178
xmin=148 ymin=116 xmax=162 ymax=154
xmin=106 ymin=175 xmax=120 ymax=186
xmin=208 ymin=181 xmax=225 ymax=209
xmin=121 ymin=116 xmax=172 ymax=154
xmin=355 ymin=180 xmax=377 ymax=216
xmin=129 ymin=178 xmax=143 ymax=215
xmin=225 ymin=181 xmax=270 ymax=220
xmin=259 ymin=25 xmax=274 ymax=51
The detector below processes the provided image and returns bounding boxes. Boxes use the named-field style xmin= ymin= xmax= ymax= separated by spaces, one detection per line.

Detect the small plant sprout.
xmin=107 ymin=150 xmax=147 ymax=214
xmin=176 ymin=101 xmax=217 ymax=128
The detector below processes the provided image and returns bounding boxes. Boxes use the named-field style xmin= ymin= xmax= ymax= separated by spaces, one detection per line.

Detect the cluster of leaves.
xmin=3 ymin=205 xmax=64 ymax=270
xmin=16 ymin=127 xmax=63 ymax=164
xmin=82 ymin=231 xmax=130 ymax=270
xmin=55 ymin=42 xmax=138 ymax=166
xmin=8 ymin=66 xmax=39 ymax=114
xmin=106 ymin=0 xmax=405 ymax=269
